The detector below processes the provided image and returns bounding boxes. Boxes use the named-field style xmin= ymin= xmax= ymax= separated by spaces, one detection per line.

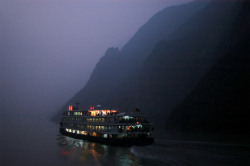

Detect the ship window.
xmin=117 ymin=134 xmax=125 ymax=138
xmin=77 ymin=130 xmax=80 ymax=134
xmin=136 ymin=124 xmax=142 ymax=128
xmin=123 ymin=116 xmax=130 ymax=120
xmin=103 ymin=134 xmax=107 ymax=138
xmin=81 ymin=131 xmax=87 ymax=135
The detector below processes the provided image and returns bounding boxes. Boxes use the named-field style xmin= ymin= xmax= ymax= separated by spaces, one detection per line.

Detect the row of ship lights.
xmin=67 ymin=105 xmax=141 ymax=125
xmin=68 ymin=105 xmax=96 ymax=111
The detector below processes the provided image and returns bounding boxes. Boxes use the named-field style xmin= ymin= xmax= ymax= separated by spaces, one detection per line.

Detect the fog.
xmin=2 ymin=1 xmax=250 ymax=165
xmin=0 ymin=0 xmax=193 ymax=120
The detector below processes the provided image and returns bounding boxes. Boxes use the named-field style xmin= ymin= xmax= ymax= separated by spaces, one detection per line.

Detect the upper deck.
xmin=64 ymin=109 xmax=118 ymax=116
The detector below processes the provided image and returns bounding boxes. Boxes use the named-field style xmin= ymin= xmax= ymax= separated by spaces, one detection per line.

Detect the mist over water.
xmin=1 ymin=0 xmax=250 ymax=165
xmin=1 ymin=0 xmax=197 ymax=165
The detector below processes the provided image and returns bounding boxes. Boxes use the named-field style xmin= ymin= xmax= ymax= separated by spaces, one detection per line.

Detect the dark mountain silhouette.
xmin=53 ymin=0 xmax=249 ymax=136
xmin=52 ymin=0 xmax=208 ymax=121
xmin=134 ymin=0 xmax=244 ymax=127
xmin=165 ymin=1 xmax=250 ymax=135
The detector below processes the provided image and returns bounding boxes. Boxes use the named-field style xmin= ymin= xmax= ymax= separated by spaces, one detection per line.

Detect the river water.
xmin=1 ymin=118 xmax=250 ymax=166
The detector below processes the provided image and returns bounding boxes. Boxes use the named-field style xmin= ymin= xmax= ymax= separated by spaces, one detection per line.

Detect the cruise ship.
xmin=59 ymin=104 xmax=154 ymax=146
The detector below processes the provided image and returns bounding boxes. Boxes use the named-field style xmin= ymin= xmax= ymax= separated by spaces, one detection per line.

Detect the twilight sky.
xmin=0 ymin=0 xmax=193 ymax=119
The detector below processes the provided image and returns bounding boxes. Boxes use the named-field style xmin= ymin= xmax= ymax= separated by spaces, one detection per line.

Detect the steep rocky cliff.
xmin=53 ymin=0 xmax=249 ymax=135
xmin=165 ymin=1 xmax=250 ymax=134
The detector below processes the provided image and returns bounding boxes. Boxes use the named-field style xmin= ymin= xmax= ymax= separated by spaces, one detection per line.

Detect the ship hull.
xmin=60 ymin=128 xmax=154 ymax=147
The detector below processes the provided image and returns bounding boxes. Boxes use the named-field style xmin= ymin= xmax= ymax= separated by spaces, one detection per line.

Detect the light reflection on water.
xmin=57 ymin=135 xmax=157 ymax=166
xmin=56 ymin=133 xmax=250 ymax=166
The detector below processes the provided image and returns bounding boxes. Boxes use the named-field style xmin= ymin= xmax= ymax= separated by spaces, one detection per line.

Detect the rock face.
xmin=165 ymin=1 xmax=250 ymax=134
xmin=53 ymin=0 xmax=249 ymax=135
xmin=52 ymin=0 xmax=208 ymax=121
xmin=135 ymin=0 xmax=245 ymax=127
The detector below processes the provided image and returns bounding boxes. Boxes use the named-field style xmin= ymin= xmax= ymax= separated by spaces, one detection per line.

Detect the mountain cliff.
xmin=53 ymin=0 xmax=249 ymax=135
xmin=53 ymin=0 xmax=208 ymax=121
xmin=165 ymin=1 xmax=250 ymax=134
xmin=134 ymin=0 xmax=244 ymax=127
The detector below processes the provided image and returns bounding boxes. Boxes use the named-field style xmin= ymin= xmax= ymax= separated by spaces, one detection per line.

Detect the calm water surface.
xmin=1 ymin=118 xmax=250 ymax=166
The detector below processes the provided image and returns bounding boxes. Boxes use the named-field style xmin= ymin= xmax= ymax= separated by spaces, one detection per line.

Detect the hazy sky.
xmin=0 ymin=0 xmax=193 ymax=118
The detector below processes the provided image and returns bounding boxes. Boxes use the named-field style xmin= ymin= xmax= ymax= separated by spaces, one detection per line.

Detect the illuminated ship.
xmin=59 ymin=104 xmax=154 ymax=146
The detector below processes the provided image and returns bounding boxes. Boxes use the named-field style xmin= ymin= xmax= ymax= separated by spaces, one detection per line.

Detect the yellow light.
xmin=81 ymin=131 xmax=87 ymax=135
xmin=88 ymin=110 xmax=118 ymax=116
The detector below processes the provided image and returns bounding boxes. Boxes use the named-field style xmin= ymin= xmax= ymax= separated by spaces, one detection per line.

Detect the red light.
xmin=69 ymin=105 xmax=73 ymax=111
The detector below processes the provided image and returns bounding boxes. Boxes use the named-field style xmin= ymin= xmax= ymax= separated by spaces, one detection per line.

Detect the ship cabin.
xmin=60 ymin=106 xmax=153 ymax=140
